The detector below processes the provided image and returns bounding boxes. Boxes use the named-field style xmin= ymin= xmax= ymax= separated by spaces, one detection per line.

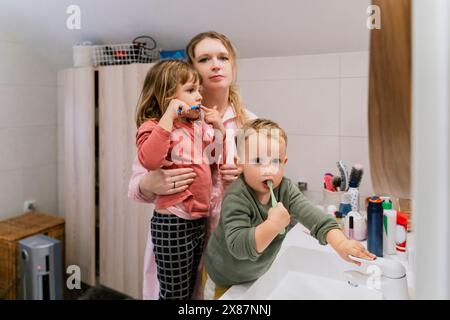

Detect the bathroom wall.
xmin=237 ymin=51 xmax=372 ymax=205
xmin=0 ymin=40 xmax=58 ymax=220
xmin=0 ymin=48 xmax=369 ymax=221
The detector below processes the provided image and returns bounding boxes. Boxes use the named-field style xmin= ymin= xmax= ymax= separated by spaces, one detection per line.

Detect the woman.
xmin=128 ymin=31 xmax=257 ymax=299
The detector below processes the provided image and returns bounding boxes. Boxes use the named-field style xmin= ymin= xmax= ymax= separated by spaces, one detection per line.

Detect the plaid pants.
xmin=150 ymin=212 xmax=206 ymax=300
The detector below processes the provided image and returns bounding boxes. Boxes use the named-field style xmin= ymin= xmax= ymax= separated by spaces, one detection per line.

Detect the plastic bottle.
xmin=382 ymin=199 xmax=397 ymax=255
xmin=396 ymin=211 xmax=409 ymax=259
xmin=367 ymin=196 xmax=383 ymax=257
xmin=344 ymin=211 xmax=367 ymax=241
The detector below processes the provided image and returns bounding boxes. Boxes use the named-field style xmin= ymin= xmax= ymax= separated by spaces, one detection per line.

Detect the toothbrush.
xmin=323 ymin=173 xmax=335 ymax=191
xmin=266 ymin=180 xmax=285 ymax=235
xmin=336 ymin=160 xmax=349 ymax=191
xmin=178 ymin=105 xmax=201 ymax=114
xmin=331 ymin=176 xmax=342 ymax=191
xmin=347 ymin=164 xmax=364 ymax=212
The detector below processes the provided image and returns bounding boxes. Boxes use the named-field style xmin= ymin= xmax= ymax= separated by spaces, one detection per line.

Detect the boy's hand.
xmin=335 ymin=238 xmax=376 ymax=266
xmin=267 ymin=202 xmax=290 ymax=232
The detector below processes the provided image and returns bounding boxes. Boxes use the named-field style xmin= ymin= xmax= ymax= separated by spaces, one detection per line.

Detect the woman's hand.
xmin=139 ymin=160 xmax=196 ymax=196
xmin=219 ymin=163 xmax=242 ymax=186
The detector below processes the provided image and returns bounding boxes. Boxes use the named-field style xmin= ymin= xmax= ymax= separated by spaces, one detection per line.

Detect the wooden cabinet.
xmin=59 ymin=64 xmax=154 ymax=299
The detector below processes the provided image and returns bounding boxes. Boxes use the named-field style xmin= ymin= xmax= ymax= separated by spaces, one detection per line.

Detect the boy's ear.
xmin=283 ymin=156 xmax=288 ymax=165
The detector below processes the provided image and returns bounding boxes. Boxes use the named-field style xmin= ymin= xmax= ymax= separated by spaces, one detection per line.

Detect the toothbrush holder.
xmin=322 ymin=189 xmax=345 ymax=209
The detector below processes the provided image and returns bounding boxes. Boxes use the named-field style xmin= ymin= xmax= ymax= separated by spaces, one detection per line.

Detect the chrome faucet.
xmin=343 ymin=255 xmax=409 ymax=300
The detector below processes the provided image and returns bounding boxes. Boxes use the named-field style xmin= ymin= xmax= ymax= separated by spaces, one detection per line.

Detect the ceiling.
xmin=0 ymin=0 xmax=370 ymax=69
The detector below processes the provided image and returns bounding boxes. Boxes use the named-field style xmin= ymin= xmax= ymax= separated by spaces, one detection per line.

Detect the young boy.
xmin=202 ymin=119 xmax=376 ymax=299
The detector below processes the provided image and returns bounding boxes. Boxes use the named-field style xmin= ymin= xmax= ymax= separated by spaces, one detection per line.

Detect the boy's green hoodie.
xmin=204 ymin=175 xmax=340 ymax=287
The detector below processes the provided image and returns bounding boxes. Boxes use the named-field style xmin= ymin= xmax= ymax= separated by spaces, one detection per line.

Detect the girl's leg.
xmin=189 ymin=219 xmax=206 ymax=298
xmin=151 ymin=212 xmax=205 ymax=300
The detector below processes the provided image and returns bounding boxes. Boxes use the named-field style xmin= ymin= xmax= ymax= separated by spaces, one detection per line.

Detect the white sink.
xmin=240 ymin=246 xmax=383 ymax=300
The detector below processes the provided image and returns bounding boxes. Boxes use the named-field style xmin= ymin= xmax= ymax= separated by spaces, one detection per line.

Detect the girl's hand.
xmin=165 ymin=99 xmax=190 ymax=120
xmin=159 ymin=99 xmax=191 ymax=132
xmin=335 ymin=239 xmax=376 ymax=266
xmin=200 ymin=106 xmax=225 ymax=133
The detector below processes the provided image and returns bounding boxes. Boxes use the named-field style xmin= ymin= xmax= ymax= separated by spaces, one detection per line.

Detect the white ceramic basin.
xmin=240 ymin=246 xmax=383 ymax=300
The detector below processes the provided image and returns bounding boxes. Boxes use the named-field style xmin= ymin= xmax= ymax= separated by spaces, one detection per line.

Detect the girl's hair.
xmin=136 ymin=59 xmax=201 ymax=128
xmin=186 ymin=31 xmax=248 ymax=126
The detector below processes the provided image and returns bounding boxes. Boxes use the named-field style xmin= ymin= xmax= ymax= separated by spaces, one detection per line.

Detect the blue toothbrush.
xmin=266 ymin=180 xmax=285 ymax=235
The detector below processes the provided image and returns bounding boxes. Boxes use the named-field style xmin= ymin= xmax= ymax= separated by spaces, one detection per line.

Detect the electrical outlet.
xmin=298 ymin=181 xmax=308 ymax=191
xmin=23 ymin=200 xmax=36 ymax=213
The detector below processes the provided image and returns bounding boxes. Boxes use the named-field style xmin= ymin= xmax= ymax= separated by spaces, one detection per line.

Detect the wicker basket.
xmin=0 ymin=212 xmax=65 ymax=300
xmin=93 ymin=43 xmax=160 ymax=66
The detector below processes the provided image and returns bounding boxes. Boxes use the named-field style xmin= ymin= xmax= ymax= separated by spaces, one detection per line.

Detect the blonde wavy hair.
xmin=186 ymin=31 xmax=248 ymax=126
xmin=136 ymin=59 xmax=201 ymax=128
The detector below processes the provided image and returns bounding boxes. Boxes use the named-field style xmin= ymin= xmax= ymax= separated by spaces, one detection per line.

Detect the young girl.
xmin=135 ymin=59 xmax=226 ymax=300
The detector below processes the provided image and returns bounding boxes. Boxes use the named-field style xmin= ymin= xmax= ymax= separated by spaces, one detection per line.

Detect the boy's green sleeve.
xmin=288 ymin=181 xmax=340 ymax=245
xmin=221 ymin=194 xmax=261 ymax=261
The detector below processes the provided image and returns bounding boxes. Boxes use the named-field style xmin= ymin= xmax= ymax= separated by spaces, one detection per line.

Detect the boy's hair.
xmin=136 ymin=59 xmax=201 ymax=127
xmin=236 ymin=118 xmax=288 ymax=159
xmin=186 ymin=31 xmax=248 ymax=126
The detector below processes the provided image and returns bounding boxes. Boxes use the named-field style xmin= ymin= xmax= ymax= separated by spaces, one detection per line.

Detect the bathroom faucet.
xmin=343 ymin=255 xmax=409 ymax=300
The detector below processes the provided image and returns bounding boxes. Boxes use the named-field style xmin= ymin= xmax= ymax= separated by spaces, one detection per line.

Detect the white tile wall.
xmin=0 ymin=41 xmax=58 ymax=220
xmin=0 ymin=42 xmax=56 ymax=86
xmin=284 ymin=135 xmax=340 ymax=192
xmin=340 ymin=52 xmax=370 ymax=78
xmin=237 ymin=51 xmax=372 ymax=205
xmin=340 ymin=78 xmax=369 ymax=137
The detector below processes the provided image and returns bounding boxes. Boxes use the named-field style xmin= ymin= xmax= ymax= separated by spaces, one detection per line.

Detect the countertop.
xmin=220 ymin=223 xmax=414 ymax=299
